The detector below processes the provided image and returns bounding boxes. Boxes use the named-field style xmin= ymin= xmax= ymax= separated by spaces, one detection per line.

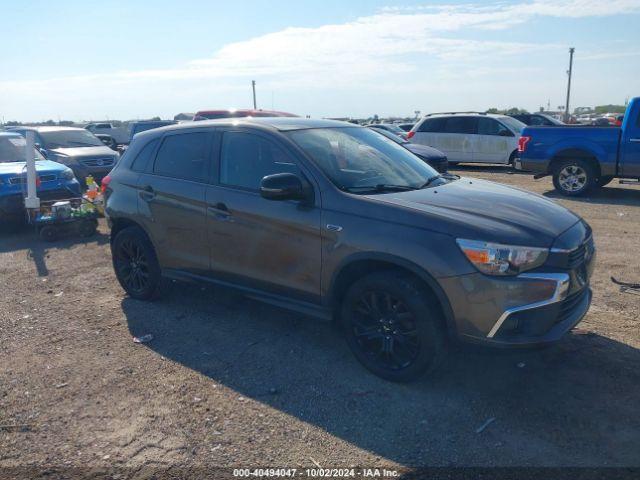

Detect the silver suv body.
xmin=9 ymin=126 xmax=119 ymax=183
xmin=409 ymin=113 xmax=526 ymax=165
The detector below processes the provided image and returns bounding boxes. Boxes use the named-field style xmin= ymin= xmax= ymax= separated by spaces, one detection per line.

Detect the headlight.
xmin=456 ymin=239 xmax=548 ymax=276
xmin=59 ymin=168 xmax=76 ymax=181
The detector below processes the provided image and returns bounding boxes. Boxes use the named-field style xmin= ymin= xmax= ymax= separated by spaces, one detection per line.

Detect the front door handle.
xmin=139 ymin=185 xmax=155 ymax=201
xmin=208 ymin=202 xmax=233 ymax=221
xmin=630 ymin=138 xmax=640 ymax=143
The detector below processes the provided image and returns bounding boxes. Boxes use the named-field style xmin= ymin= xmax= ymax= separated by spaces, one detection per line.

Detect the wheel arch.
xmin=327 ymin=252 xmax=457 ymax=337
xmin=548 ymin=147 xmax=603 ymax=177
xmin=109 ymin=217 xmax=156 ymax=251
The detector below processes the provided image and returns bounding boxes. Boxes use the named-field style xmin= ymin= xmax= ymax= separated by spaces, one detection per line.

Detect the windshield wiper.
xmin=343 ymin=184 xmax=419 ymax=194
xmin=419 ymin=175 xmax=442 ymax=189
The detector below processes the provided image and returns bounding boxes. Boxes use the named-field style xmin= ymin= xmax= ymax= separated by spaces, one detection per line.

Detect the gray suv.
xmin=105 ymin=118 xmax=595 ymax=382
xmin=10 ymin=126 xmax=119 ymax=184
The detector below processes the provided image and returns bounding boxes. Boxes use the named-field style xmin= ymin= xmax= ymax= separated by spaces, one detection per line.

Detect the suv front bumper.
xmin=439 ymin=246 xmax=595 ymax=347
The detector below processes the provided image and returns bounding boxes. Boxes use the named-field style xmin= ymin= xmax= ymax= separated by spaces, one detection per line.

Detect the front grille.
xmin=567 ymin=244 xmax=586 ymax=269
xmin=80 ymin=157 xmax=114 ymax=167
xmin=9 ymin=174 xmax=57 ymax=185
xmin=565 ymin=236 xmax=594 ymax=269
xmin=557 ymin=289 xmax=588 ymax=324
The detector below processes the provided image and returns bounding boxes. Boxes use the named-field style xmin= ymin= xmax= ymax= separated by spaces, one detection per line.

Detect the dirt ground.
xmin=1 ymin=167 xmax=639 ymax=477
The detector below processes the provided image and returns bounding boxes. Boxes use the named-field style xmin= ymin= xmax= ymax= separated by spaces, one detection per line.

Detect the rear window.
xmin=131 ymin=139 xmax=159 ymax=172
xmin=153 ymin=133 xmax=209 ymax=182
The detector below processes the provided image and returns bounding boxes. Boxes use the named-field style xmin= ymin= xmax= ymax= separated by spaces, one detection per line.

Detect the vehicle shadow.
xmin=0 ymin=221 xmax=110 ymax=276
xmin=448 ymin=164 xmax=529 ymax=176
xmin=121 ymin=282 xmax=640 ymax=467
xmin=542 ymin=185 xmax=640 ymax=207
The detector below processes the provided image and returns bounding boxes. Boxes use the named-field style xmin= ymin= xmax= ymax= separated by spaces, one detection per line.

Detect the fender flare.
xmin=328 ymin=251 xmax=457 ymax=336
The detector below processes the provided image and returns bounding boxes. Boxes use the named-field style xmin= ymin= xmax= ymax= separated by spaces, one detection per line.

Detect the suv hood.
xmin=0 ymin=160 xmax=68 ymax=176
xmin=405 ymin=143 xmax=446 ymax=160
xmin=50 ymin=146 xmax=116 ymax=158
xmin=368 ymin=177 xmax=580 ymax=247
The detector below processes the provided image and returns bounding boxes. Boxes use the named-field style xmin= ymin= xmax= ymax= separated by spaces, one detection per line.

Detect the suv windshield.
xmin=287 ymin=127 xmax=439 ymax=193
xmin=0 ymin=136 xmax=45 ymax=162
xmin=40 ymin=130 xmax=104 ymax=148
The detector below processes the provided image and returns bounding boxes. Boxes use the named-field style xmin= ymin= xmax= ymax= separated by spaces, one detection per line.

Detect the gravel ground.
xmin=1 ymin=167 xmax=639 ymax=477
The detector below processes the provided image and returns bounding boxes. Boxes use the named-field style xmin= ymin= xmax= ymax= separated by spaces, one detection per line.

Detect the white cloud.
xmin=1 ymin=0 xmax=639 ymax=120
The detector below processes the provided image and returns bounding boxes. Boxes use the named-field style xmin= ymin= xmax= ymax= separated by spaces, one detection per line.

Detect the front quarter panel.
xmin=320 ymin=190 xmax=475 ymax=300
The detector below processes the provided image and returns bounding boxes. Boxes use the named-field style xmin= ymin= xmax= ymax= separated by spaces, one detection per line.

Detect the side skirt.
xmin=162 ymin=269 xmax=332 ymax=322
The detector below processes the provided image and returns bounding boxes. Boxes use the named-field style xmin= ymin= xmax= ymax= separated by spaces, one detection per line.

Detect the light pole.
xmin=564 ymin=47 xmax=575 ymax=123
xmin=252 ymin=80 xmax=257 ymax=109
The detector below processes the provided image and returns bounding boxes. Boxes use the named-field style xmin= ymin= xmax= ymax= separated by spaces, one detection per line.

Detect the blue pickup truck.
xmin=518 ymin=97 xmax=640 ymax=196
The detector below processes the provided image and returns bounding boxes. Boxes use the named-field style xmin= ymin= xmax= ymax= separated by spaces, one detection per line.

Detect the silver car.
xmin=9 ymin=126 xmax=119 ymax=184
xmin=408 ymin=113 xmax=526 ymax=165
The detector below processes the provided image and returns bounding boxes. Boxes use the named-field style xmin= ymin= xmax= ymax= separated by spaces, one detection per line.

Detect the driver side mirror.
xmin=35 ymin=144 xmax=48 ymax=158
xmin=260 ymin=173 xmax=309 ymax=201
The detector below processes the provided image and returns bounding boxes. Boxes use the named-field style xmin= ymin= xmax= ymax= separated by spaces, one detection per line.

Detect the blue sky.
xmin=2 ymin=0 xmax=639 ymax=121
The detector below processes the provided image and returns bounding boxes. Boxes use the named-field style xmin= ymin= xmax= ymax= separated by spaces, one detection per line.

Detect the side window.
xmin=153 ymin=132 xmax=209 ymax=182
xmin=220 ymin=132 xmax=300 ymax=191
xmin=418 ymin=117 xmax=446 ymax=133
xmin=477 ymin=118 xmax=510 ymax=136
xmin=131 ymin=139 xmax=159 ymax=172
xmin=444 ymin=117 xmax=476 ymax=134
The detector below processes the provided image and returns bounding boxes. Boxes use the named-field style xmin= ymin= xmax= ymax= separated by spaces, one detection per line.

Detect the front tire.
xmin=341 ymin=271 xmax=446 ymax=382
xmin=111 ymin=226 xmax=161 ymax=300
xmin=552 ymin=158 xmax=597 ymax=196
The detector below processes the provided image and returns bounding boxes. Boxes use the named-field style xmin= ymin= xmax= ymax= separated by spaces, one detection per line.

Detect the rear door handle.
xmin=630 ymin=138 xmax=640 ymax=143
xmin=139 ymin=185 xmax=155 ymax=200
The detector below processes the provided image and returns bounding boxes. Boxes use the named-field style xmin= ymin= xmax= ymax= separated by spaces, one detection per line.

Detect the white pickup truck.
xmin=85 ymin=123 xmax=130 ymax=145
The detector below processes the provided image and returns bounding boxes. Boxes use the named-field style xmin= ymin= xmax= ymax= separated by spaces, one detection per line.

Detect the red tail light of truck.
xmin=407 ymin=131 xmax=415 ymax=139
xmin=518 ymin=136 xmax=531 ymax=153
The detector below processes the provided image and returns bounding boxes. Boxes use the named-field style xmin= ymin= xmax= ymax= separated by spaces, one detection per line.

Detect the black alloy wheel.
xmin=341 ymin=271 xmax=446 ymax=382
xmin=112 ymin=226 xmax=161 ymax=300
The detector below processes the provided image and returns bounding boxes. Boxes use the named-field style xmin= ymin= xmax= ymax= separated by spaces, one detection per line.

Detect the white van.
xmin=408 ymin=113 xmax=526 ymax=165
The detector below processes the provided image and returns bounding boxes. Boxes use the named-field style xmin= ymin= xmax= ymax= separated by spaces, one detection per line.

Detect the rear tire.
xmin=78 ymin=219 xmax=98 ymax=237
xmin=341 ymin=271 xmax=446 ymax=382
xmin=39 ymin=225 xmax=59 ymax=242
xmin=552 ymin=158 xmax=598 ymax=196
xmin=508 ymin=150 xmax=518 ymax=167
xmin=111 ymin=226 xmax=161 ymax=300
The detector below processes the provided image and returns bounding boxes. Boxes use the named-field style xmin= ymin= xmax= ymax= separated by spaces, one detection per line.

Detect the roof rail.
xmin=424 ymin=111 xmax=487 ymax=117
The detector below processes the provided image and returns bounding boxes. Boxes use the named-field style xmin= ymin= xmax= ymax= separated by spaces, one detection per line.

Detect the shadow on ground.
xmin=121 ymin=282 xmax=640 ymax=467
xmin=0 ymin=221 xmax=109 ymax=276
xmin=542 ymin=185 xmax=640 ymax=207
xmin=449 ymin=164 xmax=527 ymax=176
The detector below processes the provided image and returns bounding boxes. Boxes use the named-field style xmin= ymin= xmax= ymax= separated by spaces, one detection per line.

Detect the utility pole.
xmin=564 ymin=47 xmax=575 ymax=122
xmin=252 ymin=80 xmax=257 ymax=109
